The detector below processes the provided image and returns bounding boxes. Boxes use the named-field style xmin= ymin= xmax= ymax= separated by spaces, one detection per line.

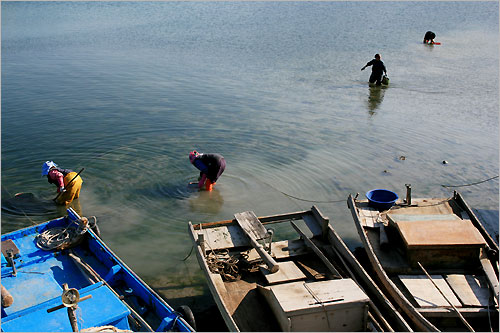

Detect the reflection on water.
xmin=366 ymin=85 xmax=387 ymax=114
xmin=1 ymin=1 xmax=498 ymax=319
xmin=188 ymin=188 xmax=224 ymax=215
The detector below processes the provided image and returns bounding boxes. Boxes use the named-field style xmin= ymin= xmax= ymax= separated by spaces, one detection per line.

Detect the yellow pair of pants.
xmin=56 ymin=172 xmax=83 ymax=206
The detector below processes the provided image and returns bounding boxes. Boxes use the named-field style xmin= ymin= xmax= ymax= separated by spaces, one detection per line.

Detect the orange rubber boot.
xmin=205 ymin=180 xmax=215 ymax=191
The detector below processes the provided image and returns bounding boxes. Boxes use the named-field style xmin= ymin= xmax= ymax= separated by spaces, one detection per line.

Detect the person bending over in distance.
xmin=423 ymin=31 xmax=436 ymax=44
xmin=41 ymin=161 xmax=83 ymax=205
xmin=361 ymin=54 xmax=387 ymax=86
xmin=189 ymin=151 xmax=226 ymax=191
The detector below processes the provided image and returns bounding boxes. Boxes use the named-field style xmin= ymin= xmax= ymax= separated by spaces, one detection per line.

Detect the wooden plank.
xmin=192 ymin=209 xmax=310 ymax=230
xmin=446 ymin=275 xmax=492 ymax=307
xmin=388 ymin=198 xmax=455 ymax=215
xmin=480 ymin=250 xmax=499 ymax=300
xmin=311 ymin=205 xmax=329 ymax=237
xmin=418 ymin=307 xmax=498 ymax=316
xmin=398 ymin=275 xmax=462 ymax=307
xmin=246 ymin=239 xmax=309 ymax=262
xmin=260 ymin=261 xmax=306 ymax=284
xmin=235 ymin=212 xmax=279 ymax=273
xmin=198 ymin=225 xmax=249 ymax=250
xmin=377 ymin=223 xmax=389 ymax=248
xmin=290 ymin=221 xmax=341 ymax=278
xmin=302 ymin=214 xmax=322 ymax=237
xmin=234 ymin=211 xmax=268 ymax=240
xmin=387 ymin=214 xmax=461 ymax=223
xmin=357 ymin=206 xmax=378 ymax=228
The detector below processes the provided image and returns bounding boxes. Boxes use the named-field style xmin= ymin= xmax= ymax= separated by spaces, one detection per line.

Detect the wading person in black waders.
xmin=361 ymin=53 xmax=387 ymax=86
xmin=423 ymin=31 xmax=436 ymax=44
xmin=189 ymin=151 xmax=226 ymax=191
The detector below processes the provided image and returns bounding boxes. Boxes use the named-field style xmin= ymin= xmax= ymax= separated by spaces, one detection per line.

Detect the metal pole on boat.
xmin=405 ymin=184 xmax=412 ymax=205
xmin=417 ymin=262 xmax=475 ymax=332
xmin=67 ymin=250 xmax=155 ymax=332
xmin=47 ymin=283 xmax=92 ymax=332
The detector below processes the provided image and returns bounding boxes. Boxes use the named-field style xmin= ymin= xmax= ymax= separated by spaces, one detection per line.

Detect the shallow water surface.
xmin=2 ymin=1 xmax=498 ymax=320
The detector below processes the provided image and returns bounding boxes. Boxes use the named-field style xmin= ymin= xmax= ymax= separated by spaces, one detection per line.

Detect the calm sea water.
xmin=2 ymin=1 xmax=498 ymax=320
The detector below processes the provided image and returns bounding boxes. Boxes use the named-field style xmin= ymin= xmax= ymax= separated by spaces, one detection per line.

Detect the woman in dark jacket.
xmin=189 ymin=151 xmax=226 ymax=191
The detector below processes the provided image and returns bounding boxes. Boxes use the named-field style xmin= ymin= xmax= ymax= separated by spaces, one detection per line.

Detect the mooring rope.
xmin=263 ymin=174 xmax=499 ymax=204
xmin=441 ymin=175 xmax=499 ymax=188
xmin=181 ymin=246 xmax=194 ymax=261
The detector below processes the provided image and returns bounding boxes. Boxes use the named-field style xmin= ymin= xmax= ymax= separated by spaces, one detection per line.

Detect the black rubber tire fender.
xmin=176 ymin=305 xmax=196 ymax=331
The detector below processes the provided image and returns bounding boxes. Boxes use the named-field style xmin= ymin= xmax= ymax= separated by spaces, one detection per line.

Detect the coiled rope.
xmin=206 ymin=249 xmax=241 ymax=281
xmin=36 ymin=217 xmax=96 ymax=251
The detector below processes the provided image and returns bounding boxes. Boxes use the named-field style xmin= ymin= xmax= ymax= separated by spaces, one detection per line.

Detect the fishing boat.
xmin=188 ymin=205 xmax=412 ymax=332
xmin=347 ymin=187 xmax=499 ymax=332
xmin=1 ymin=208 xmax=195 ymax=332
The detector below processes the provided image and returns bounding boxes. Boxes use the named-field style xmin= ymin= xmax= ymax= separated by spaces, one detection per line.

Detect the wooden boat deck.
xmin=189 ymin=206 xmax=412 ymax=332
xmin=348 ymin=192 xmax=499 ymax=332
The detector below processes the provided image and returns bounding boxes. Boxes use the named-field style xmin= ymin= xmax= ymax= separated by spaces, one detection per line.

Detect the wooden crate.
xmin=258 ymin=279 xmax=369 ymax=331
xmin=389 ymin=217 xmax=486 ymax=269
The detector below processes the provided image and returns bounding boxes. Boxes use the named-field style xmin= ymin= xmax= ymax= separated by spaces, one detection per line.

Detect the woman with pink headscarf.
xmin=189 ymin=151 xmax=226 ymax=191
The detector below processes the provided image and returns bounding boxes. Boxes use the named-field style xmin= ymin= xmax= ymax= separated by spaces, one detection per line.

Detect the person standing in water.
xmin=41 ymin=161 xmax=83 ymax=205
xmin=361 ymin=54 xmax=387 ymax=86
xmin=189 ymin=151 xmax=226 ymax=191
xmin=423 ymin=31 xmax=436 ymax=44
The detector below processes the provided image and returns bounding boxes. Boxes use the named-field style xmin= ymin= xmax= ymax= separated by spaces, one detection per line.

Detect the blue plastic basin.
xmin=366 ymin=189 xmax=398 ymax=211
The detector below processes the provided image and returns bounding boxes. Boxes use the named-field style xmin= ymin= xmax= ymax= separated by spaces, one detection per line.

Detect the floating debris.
xmin=399 ymin=156 xmax=406 ymax=161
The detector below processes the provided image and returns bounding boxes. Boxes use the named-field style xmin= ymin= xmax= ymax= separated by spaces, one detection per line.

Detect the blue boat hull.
xmin=1 ymin=208 xmax=194 ymax=332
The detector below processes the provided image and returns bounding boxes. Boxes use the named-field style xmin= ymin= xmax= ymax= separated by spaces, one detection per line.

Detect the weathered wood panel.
xmin=387 ymin=214 xmax=461 ymax=223
xmin=398 ymin=275 xmax=462 ymax=307
xmin=245 ymin=239 xmax=309 ymax=262
xmin=196 ymin=225 xmax=249 ymax=250
xmin=357 ymin=205 xmax=378 ymax=228
xmin=234 ymin=211 xmax=268 ymax=240
xmin=260 ymin=261 xmax=306 ymax=284
xmin=446 ymin=274 xmax=493 ymax=307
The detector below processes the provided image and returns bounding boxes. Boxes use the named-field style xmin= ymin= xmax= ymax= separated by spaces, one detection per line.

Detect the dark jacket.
xmin=193 ymin=153 xmax=225 ymax=181
xmin=365 ymin=59 xmax=386 ymax=75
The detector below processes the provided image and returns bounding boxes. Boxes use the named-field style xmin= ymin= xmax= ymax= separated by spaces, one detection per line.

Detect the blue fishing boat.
xmin=1 ymin=208 xmax=195 ymax=332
